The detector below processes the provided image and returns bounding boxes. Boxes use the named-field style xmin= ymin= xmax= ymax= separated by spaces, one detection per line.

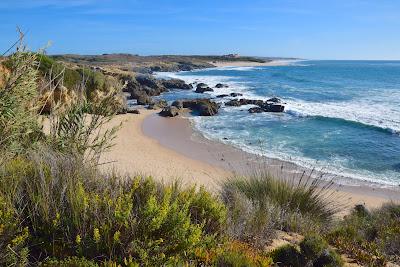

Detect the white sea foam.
xmin=285 ymin=98 xmax=400 ymax=134
xmin=191 ymin=115 xmax=400 ymax=187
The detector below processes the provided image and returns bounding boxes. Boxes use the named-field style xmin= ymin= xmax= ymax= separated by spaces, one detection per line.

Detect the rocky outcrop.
xmin=216 ymin=94 xmax=230 ymax=98
xmin=136 ymin=94 xmax=153 ymax=105
xmin=215 ymin=83 xmax=229 ymax=88
xmin=230 ymin=93 xmax=243 ymax=97
xmin=159 ymin=106 xmax=180 ymax=117
xmin=195 ymin=83 xmax=214 ymax=93
xmin=248 ymin=107 xmax=264 ymax=113
xmin=171 ymin=100 xmax=183 ymax=109
xmin=225 ymin=97 xmax=285 ymax=113
xmin=267 ymin=97 xmax=282 ymax=103
xmin=161 ymin=78 xmax=192 ymax=90
xmin=181 ymin=99 xmax=220 ymax=116
xmin=147 ymin=99 xmax=168 ymax=109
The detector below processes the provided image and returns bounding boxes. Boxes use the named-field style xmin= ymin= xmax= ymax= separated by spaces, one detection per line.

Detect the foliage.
xmin=0 ymin=48 xmax=43 ymax=157
xmin=326 ymin=203 xmax=400 ymax=266
xmin=0 ymin=150 xmax=227 ymax=265
xmin=271 ymin=235 xmax=343 ymax=267
xmin=215 ymin=241 xmax=273 ymax=267
xmin=0 ymin=195 xmax=29 ymax=266
xmin=222 ymin=169 xmax=341 ymax=246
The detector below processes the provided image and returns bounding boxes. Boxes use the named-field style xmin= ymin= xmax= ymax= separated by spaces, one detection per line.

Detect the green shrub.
xmin=300 ymin=234 xmax=328 ymax=261
xmin=0 ymin=195 xmax=29 ymax=266
xmin=271 ymin=244 xmax=303 ymax=267
xmin=0 ymin=50 xmax=43 ymax=157
xmin=0 ymin=151 xmax=227 ymax=265
xmin=222 ymin=170 xmax=341 ymax=246
xmin=40 ymin=256 xmax=99 ymax=267
xmin=327 ymin=203 xmax=400 ymax=266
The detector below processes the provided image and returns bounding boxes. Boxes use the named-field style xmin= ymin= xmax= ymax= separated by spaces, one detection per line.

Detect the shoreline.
xmin=141 ymin=112 xmax=400 ymax=210
xmin=209 ymin=59 xmax=297 ymax=67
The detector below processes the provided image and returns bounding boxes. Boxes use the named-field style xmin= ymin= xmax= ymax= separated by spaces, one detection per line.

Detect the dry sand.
xmin=209 ymin=60 xmax=296 ymax=67
xmin=100 ymin=109 xmax=229 ymax=191
xmin=101 ymin=110 xmax=400 ymax=212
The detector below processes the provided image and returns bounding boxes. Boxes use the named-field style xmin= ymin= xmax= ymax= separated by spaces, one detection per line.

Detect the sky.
xmin=1 ymin=0 xmax=400 ymax=59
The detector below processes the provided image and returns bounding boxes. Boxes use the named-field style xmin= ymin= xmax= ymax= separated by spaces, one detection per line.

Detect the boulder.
xmin=136 ymin=94 xmax=153 ymax=105
xmin=159 ymin=106 xmax=180 ymax=117
xmin=154 ymin=99 xmax=168 ymax=108
xmin=248 ymin=107 xmax=264 ymax=113
xmin=230 ymin=93 xmax=243 ymax=97
xmin=266 ymin=97 xmax=282 ymax=103
xmin=182 ymin=99 xmax=220 ymax=116
xmin=263 ymin=104 xmax=285 ymax=112
xmin=171 ymin=100 xmax=183 ymax=109
xmin=161 ymin=78 xmax=192 ymax=90
xmin=225 ymin=99 xmax=241 ymax=107
xmin=195 ymin=83 xmax=214 ymax=93
xmin=216 ymin=94 xmax=230 ymax=98
xmin=215 ymin=83 xmax=229 ymax=88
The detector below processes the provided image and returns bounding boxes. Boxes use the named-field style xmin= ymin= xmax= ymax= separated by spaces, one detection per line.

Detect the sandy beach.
xmin=210 ymin=60 xmax=296 ymax=67
xmin=101 ymin=110 xmax=400 ymax=212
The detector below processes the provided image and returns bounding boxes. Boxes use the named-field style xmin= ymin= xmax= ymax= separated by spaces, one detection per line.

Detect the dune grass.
xmin=221 ymin=169 xmax=343 ymax=247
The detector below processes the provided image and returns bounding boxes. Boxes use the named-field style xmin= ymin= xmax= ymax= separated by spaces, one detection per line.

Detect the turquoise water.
xmin=156 ymin=61 xmax=400 ymax=186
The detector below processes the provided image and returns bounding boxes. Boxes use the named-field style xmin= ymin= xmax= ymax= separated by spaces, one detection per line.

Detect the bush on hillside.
xmin=0 ymin=150 xmax=227 ymax=266
xmin=327 ymin=203 xmax=400 ymax=266
xmin=222 ymin=170 xmax=341 ymax=247
xmin=270 ymin=235 xmax=343 ymax=267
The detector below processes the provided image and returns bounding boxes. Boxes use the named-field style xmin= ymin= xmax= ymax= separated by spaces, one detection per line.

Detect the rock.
xmin=181 ymin=99 xmax=220 ymax=116
xmin=215 ymin=83 xmax=229 ymax=88
xmin=127 ymin=109 xmax=140 ymax=114
xmin=263 ymin=104 xmax=285 ymax=112
xmin=195 ymin=83 xmax=214 ymax=93
xmin=230 ymin=93 xmax=243 ymax=97
xmin=136 ymin=94 xmax=153 ymax=105
xmin=159 ymin=106 xmax=180 ymax=117
xmin=136 ymin=75 xmax=164 ymax=91
xmin=216 ymin=94 xmax=230 ymax=98
xmin=154 ymin=99 xmax=168 ymax=108
xmin=266 ymin=97 xmax=282 ymax=103
xmin=248 ymin=107 xmax=264 ymax=113
xmin=197 ymin=83 xmax=208 ymax=88
xmin=225 ymin=99 xmax=241 ymax=106
xmin=161 ymin=78 xmax=192 ymax=90
xmin=171 ymin=100 xmax=183 ymax=109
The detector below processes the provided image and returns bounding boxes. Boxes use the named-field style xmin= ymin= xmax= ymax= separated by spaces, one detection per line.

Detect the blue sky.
xmin=1 ymin=0 xmax=400 ymax=59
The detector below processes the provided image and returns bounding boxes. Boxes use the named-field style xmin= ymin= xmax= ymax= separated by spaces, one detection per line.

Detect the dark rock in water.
xmin=181 ymin=99 xmax=220 ymax=116
xmin=223 ymin=137 xmax=228 ymax=140
xmin=127 ymin=109 xmax=140 ymax=114
xmin=266 ymin=97 xmax=282 ymax=103
xmin=264 ymin=104 xmax=285 ymax=112
xmin=161 ymin=78 xmax=192 ymax=90
xmin=225 ymin=99 xmax=241 ymax=106
xmin=230 ymin=93 xmax=243 ymax=97
xmin=195 ymin=87 xmax=214 ymax=93
xmin=171 ymin=100 xmax=183 ymax=109
xmin=216 ymin=94 xmax=230 ymax=98
xmin=197 ymin=83 xmax=208 ymax=88
xmin=159 ymin=106 xmax=180 ymax=117
xmin=248 ymin=107 xmax=264 ymax=113
xmin=195 ymin=83 xmax=214 ymax=93
xmin=215 ymin=83 xmax=229 ymax=88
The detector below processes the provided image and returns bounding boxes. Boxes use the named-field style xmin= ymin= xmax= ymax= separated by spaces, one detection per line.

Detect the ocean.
xmin=155 ymin=61 xmax=400 ymax=187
